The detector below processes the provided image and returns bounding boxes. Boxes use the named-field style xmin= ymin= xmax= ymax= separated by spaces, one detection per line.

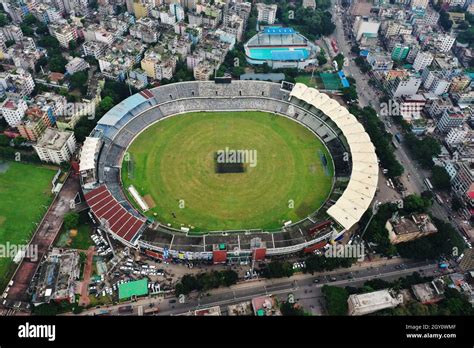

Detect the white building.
xmin=303 ymin=0 xmax=316 ymax=8
xmin=354 ymin=18 xmax=380 ymax=41
xmin=435 ymin=34 xmax=456 ymax=53
xmin=399 ymin=94 xmax=426 ymax=121
xmin=446 ymin=127 xmax=472 ymax=148
xmin=424 ymin=10 xmax=440 ymax=26
xmin=0 ymin=98 xmax=27 ymax=127
xmin=348 ymin=290 xmax=401 ymax=316
xmin=422 ymin=69 xmax=451 ymax=95
xmin=33 ymin=128 xmax=77 ymax=164
xmin=411 ymin=0 xmax=429 ymax=8
xmin=413 ymin=51 xmax=433 ymax=72
xmin=0 ymin=69 xmax=35 ymax=98
xmin=82 ymin=41 xmax=108 ymax=59
xmin=160 ymin=10 xmax=177 ymax=25
xmin=437 ymin=109 xmax=466 ymax=133
xmin=49 ymin=24 xmax=78 ymax=48
xmin=388 ymin=73 xmax=422 ymax=98
xmin=1 ymin=25 xmax=23 ymax=42
xmin=170 ymin=3 xmax=185 ymax=22
xmin=66 ymin=57 xmax=90 ymax=75
xmin=256 ymin=3 xmax=277 ymax=24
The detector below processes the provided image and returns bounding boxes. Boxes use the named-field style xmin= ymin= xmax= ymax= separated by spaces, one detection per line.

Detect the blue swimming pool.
xmin=248 ymin=47 xmax=310 ymax=61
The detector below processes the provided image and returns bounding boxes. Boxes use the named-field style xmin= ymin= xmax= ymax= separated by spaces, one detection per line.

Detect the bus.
xmin=424 ymin=178 xmax=433 ymax=191
xmin=435 ymin=193 xmax=444 ymax=204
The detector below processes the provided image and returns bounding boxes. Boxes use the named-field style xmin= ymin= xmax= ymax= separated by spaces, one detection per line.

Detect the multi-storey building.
xmin=413 ymin=51 xmax=433 ymax=72
xmin=0 ymin=69 xmax=35 ymax=98
xmin=33 ymin=128 xmax=76 ymax=164
xmin=452 ymin=161 xmax=474 ymax=200
xmin=437 ymin=108 xmax=466 ymax=133
xmin=17 ymin=108 xmax=55 ymax=141
xmin=0 ymin=97 xmax=28 ymax=127
xmin=140 ymin=47 xmax=177 ymax=80
xmin=421 ymin=68 xmax=451 ymax=95
xmin=398 ymin=94 xmax=427 ymax=121
xmin=256 ymin=3 xmax=277 ymax=24
xmin=427 ymin=97 xmax=454 ymax=118
xmin=387 ymin=73 xmax=422 ymax=97
xmin=65 ymin=57 xmax=90 ymax=75
xmin=49 ymin=23 xmax=78 ymax=48
xmin=411 ymin=0 xmax=429 ymax=8
xmin=82 ymin=41 xmax=108 ymax=59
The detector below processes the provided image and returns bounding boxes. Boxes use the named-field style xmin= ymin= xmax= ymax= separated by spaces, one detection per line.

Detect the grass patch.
xmin=55 ymin=211 xmax=94 ymax=250
xmin=122 ymin=111 xmax=334 ymax=231
xmin=295 ymin=74 xmax=324 ymax=89
xmin=0 ymin=161 xmax=56 ymax=290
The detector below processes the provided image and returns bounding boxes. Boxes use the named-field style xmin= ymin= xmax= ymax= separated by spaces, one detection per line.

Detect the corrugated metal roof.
xmin=290 ymin=83 xmax=379 ymax=230
xmin=98 ymin=93 xmax=147 ymax=127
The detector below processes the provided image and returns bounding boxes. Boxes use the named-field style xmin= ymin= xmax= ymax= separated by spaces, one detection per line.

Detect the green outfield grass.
xmin=122 ymin=111 xmax=334 ymax=232
xmin=0 ymin=161 xmax=56 ymax=289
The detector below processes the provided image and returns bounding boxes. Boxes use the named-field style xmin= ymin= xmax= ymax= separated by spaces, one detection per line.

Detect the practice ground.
xmin=122 ymin=111 xmax=334 ymax=232
xmin=0 ymin=161 xmax=56 ymax=287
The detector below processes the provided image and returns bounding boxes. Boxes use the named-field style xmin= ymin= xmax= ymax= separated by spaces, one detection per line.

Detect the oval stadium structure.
xmin=79 ymin=80 xmax=378 ymax=264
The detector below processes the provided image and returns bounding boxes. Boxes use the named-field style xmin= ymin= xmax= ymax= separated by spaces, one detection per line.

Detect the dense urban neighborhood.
xmin=0 ymin=0 xmax=473 ymax=337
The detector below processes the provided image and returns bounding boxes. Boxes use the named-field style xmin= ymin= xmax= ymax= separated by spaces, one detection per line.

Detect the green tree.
xmin=322 ymin=285 xmax=349 ymax=315
xmin=439 ymin=10 xmax=453 ymax=30
xmin=402 ymin=194 xmax=432 ymax=214
xmin=221 ymin=270 xmax=238 ymax=286
xmin=49 ymin=55 xmax=68 ymax=73
xmin=263 ymin=261 xmax=294 ymax=278
xmin=451 ymin=196 xmax=463 ymax=211
xmin=0 ymin=13 xmax=8 ymax=27
xmin=341 ymin=85 xmax=358 ymax=103
xmin=334 ymin=53 xmax=345 ymax=70
xmin=404 ymin=133 xmax=441 ymax=169
xmin=351 ymin=45 xmax=360 ymax=55
xmin=69 ymin=71 xmax=88 ymax=92
xmin=12 ymin=136 xmax=26 ymax=147
xmin=431 ymin=166 xmax=451 ymax=191
xmin=280 ymin=301 xmax=306 ymax=316
xmin=63 ymin=212 xmax=80 ymax=230
xmin=351 ymin=106 xmax=404 ymax=178
xmin=0 ymin=134 xmax=10 ymax=147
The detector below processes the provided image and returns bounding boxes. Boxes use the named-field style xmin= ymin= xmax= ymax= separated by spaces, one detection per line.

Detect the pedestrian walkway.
xmin=78 ymin=246 xmax=95 ymax=307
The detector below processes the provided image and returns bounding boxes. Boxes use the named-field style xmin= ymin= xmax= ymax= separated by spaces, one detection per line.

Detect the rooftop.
xmin=118 ymin=278 xmax=148 ymax=300
xmin=36 ymin=128 xmax=74 ymax=151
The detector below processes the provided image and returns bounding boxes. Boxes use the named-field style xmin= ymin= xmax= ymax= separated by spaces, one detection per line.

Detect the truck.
xmin=331 ymin=39 xmax=339 ymax=53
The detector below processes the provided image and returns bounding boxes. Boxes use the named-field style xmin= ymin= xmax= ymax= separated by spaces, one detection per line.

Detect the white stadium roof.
xmin=79 ymin=137 xmax=102 ymax=172
xmin=290 ymin=83 xmax=379 ymax=230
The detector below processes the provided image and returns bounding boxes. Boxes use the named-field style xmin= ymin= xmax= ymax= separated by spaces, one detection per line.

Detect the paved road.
xmin=3 ymin=173 xmax=81 ymax=307
xmin=154 ymin=260 xmax=440 ymax=316
xmin=330 ymin=1 xmax=469 ymax=246
xmin=78 ymin=258 xmax=441 ymax=316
